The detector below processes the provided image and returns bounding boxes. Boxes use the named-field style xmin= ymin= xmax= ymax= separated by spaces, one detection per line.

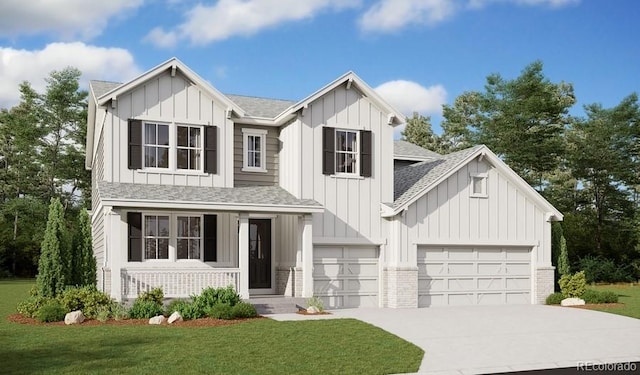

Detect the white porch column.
xmin=108 ymin=208 xmax=123 ymax=302
xmin=301 ymin=214 xmax=314 ymax=298
xmin=238 ymin=213 xmax=250 ymax=299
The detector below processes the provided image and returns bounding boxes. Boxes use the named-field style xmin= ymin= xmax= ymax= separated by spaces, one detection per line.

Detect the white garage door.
xmin=313 ymin=246 xmax=379 ymax=308
xmin=418 ymin=246 xmax=532 ymax=307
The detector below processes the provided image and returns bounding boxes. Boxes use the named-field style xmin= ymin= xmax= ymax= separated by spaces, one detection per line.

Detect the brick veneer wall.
xmin=385 ymin=267 xmax=418 ymax=308
xmin=536 ymin=266 xmax=555 ymax=304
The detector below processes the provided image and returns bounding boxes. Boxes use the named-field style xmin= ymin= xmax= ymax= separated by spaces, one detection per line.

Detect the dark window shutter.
xmin=128 ymin=119 xmax=142 ymax=170
xmin=127 ymin=212 xmax=142 ymax=262
xmin=322 ymin=127 xmax=335 ymax=175
xmin=204 ymin=215 xmax=217 ymax=262
xmin=204 ymin=126 xmax=217 ymax=174
xmin=360 ymin=130 xmax=372 ymax=177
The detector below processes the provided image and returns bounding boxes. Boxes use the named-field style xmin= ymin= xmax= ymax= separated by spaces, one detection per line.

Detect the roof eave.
xmin=101 ymin=198 xmax=324 ymax=214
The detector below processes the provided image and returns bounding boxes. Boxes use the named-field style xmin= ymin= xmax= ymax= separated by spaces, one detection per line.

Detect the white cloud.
xmin=375 ymin=80 xmax=447 ymax=116
xmin=359 ymin=0 xmax=458 ymax=33
xmin=0 ymin=42 xmax=141 ymax=108
xmin=361 ymin=0 xmax=579 ymax=33
xmin=146 ymin=0 xmax=361 ymax=47
xmin=0 ymin=0 xmax=144 ymax=39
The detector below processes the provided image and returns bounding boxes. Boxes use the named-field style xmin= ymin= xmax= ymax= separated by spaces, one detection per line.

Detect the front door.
xmin=249 ymin=219 xmax=271 ymax=289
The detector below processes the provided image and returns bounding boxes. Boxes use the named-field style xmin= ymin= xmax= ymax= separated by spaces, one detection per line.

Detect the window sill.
xmin=241 ymin=167 xmax=268 ymax=173
xmin=137 ymin=169 xmax=210 ymax=177
xmin=330 ymin=174 xmax=364 ymax=180
xmin=470 ymin=194 xmax=488 ymax=199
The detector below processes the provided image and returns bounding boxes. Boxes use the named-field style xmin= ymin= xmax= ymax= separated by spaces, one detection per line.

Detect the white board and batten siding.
xmin=103 ymin=71 xmax=234 ymax=188
xmin=402 ymin=157 xmax=550 ymax=306
xmin=279 ymin=84 xmax=394 ymax=242
xmin=313 ymin=245 xmax=379 ymax=308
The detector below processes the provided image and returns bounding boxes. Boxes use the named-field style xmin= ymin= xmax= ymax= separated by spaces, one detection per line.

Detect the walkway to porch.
xmin=247 ymin=295 xmax=307 ymax=314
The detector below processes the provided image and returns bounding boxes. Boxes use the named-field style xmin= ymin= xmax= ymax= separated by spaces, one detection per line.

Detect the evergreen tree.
xmin=557 ymin=235 xmax=570 ymax=277
xmin=77 ymin=208 xmax=96 ymax=287
xmin=401 ymin=112 xmax=445 ymax=153
xmin=36 ymin=198 xmax=69 ymax=297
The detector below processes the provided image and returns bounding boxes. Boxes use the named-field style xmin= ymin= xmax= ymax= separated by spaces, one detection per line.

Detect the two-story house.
xmin=86 ymin=58 xmax=562 ymax=308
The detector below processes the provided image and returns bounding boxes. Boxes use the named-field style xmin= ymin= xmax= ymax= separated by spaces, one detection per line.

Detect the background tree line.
xmin=403 ymin=61 xmax=640 ymax=283
xmin=0 ymin=67 xmax=90 ymax=277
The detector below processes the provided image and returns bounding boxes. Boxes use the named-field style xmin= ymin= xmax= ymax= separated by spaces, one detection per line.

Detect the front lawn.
xmin=0 ymin=280 xmax=423 ymax=375
xmin=587 ymin=284 xmax=640 ymax=319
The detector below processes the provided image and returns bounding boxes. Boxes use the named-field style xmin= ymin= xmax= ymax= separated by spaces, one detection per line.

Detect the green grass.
xmin=587 ymin=284 xmax=640 ymax=319
xmin=0 ymin=280 xmax=423 ymax=374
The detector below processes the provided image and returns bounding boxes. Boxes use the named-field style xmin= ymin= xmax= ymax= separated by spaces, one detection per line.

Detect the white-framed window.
xmin=335 ymin=129 xmax=358 ymax=174
xmin=177 ymin=215 xmax=202 ymax=260
xmin=142 ymin=121 xmax=204 ymax=172
xmin=470 ymin=173 xmax=488 ymax=198
xmin=242 ymin=128 xmax=267 ymax=172
xmin=144 ymin=123 xmax=170 ymax=168
xmin=144 ymin=215 xmax=170 ymax=260
xmin=177 ymin=125 xmax=202 ymax=170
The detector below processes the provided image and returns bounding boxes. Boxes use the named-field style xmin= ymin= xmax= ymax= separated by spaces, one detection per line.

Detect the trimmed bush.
xmin=231 ymin=302 xmax=257 ymax=318
xmin=17 ymin=295 xmax=55 ymax=318
xmin=545 ymin=292 xmax=564 ymax=305
xmin=138 ymin=288 xmax=164 ymax=305
xmin=559 ymin=271 xmax=586 ymax=298
xmin=36 ymin=300 xmax=66 ymax=322
xmin=190 ymin=286 xmax=241 ymax=319
xmin=206 ymin=303 xmax=234 ymax=320
xmin=129 ymin=300 xmax=164 ymax=319
xmin=581 ymin=289 xmax=619 ymax=304
xmin=96 ymin=305 xmax=110 ymax=322
xmin=111 ymin=302 xmax=129 ymax=321
xmin=58 ymin=286 xmax=112 ymax=319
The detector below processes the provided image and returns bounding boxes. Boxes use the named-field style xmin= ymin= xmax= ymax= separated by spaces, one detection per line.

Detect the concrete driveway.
xmin=332 ymin=305 xmax=640 ymax=374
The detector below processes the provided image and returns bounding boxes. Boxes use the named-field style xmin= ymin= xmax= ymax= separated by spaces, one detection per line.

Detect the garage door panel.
xmin=313 ymin=246 xmax=379 ymax=309
xmin=418 ymin=246 xmax=532 ymax=307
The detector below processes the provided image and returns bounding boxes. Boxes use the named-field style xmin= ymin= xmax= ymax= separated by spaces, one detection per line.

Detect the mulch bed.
xmin=295 ymin=310 xmax=331 ymax=315
xmin=7 ymin=313 xmax=264 ymax=327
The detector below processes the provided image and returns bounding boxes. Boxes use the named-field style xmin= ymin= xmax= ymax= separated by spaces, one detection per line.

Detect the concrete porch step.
xmin=247 ymin=296 xmax=307 ymax=314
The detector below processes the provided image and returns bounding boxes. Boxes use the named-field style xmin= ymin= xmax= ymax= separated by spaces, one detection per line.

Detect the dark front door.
xmin=249 ymin=219 xmax=271 ymax=289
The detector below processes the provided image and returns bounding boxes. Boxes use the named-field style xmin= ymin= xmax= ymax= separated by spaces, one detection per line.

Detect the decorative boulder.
xmin=306 ymin=306 xmax=320 ymax=314
xmin=149 ymin=315 xmax=166 ymax=325
xmin=65 ymin=310 xmax=85 ymax=325
xmin=168 ymin=311 xmax=183 ymax=324
xmin=561 ymin=298 xmax=586 ymax=306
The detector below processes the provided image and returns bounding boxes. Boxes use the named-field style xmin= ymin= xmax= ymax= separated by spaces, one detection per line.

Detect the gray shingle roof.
xmin=393 ymin=145 xmax=484 ymax=209
xmin=225 ymin=94 xmax=295 ymax=118
xmin=97 ymin=181 xmax=320 ymax=209
xmin=90 ymin=80 xmax=122 ymax=99
xmin=394 ymin=140 xmax=441 ymax=161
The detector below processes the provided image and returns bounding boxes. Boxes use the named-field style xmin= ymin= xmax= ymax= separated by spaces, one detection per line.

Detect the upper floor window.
xmin=177 ymin=125 xmax=202 ymax=170
xmin=144 ymin=123 xmax=169 ymax=168
xmin=129 ymin=119 xmax=216 ymax=173
xmin=335 ymin=130 xmax=358 ymax=174
xmin=470 ymin=173 xmax=488 ymax=198
xmin=322 ymin=127 xmax=372 ymax=178
xmin=242 ymin=128 xmax=267 ymax=172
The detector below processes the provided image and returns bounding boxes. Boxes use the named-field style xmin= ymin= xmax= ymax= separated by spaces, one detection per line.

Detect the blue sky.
xmin=0 ymin=0 xmax=638 ymax=134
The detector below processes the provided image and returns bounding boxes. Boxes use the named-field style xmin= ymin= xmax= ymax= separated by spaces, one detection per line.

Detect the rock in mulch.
xmin=561 ymin=297 xmax=586 ymax=306
xmin=65 ymin=310 xmax=85 ymax=325
xmin=306 ymin=306 xmax=320 ymax=314
xmin=168 ymin=311 xmax=183 ymax=324
xmin=149 ymin=315 xmax=166 ymax=325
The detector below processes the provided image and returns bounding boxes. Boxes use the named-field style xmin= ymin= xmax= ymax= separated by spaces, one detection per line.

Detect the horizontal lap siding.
xmin=109 ymin=71 xmax=232 ymax=188
xmin=233 ymin=125 xmax=279 ymax=186
xmin=403 ymin=159 xmax=549 ymax=264
xmin=92 ymin=208 xmax=105 ymax=292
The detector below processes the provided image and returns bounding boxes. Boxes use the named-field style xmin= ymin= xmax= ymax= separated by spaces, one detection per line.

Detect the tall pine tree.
xmin=36 ymin=198 xmax=70 ymax=297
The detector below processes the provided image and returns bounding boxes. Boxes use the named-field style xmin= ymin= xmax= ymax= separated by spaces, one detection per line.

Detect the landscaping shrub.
xmin=165 ymin=299 xmax=189 ymax=315
xmin=581 ymin=289 xmax=619 ymax=304
xmin=111 ymin=302 xmax=128 ymax=320
xmin=206 ymin=303 xmax=234 ymax=320
xmin=190 ymin=286 xmax=241 ymax=318
xmin=36 ymin=300 xmax=66 ymax=322
xmin=57 ymin=286 xmax=112 ymax=319
xmin=17 ymin=295 xmax=55 ymax=318
xmin=138 ymin=288 xmax=164 ymax=305
xmin=307 ymin=296 xmax=325 ymax=312
xmin=559 ymin=271 xmax=586 ymax=298
xmin=96 ymin=305 xmax=110 ymax=322
xmin=231 ymin=302 xmax=257 ymax=318
xmin=545 ymin=292 xmax=564 ymax=305
xmin=129 ymin=300 xmax=164 ymax=319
